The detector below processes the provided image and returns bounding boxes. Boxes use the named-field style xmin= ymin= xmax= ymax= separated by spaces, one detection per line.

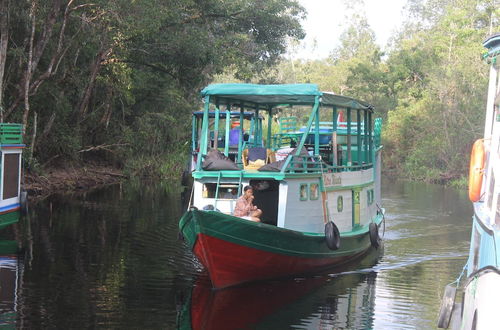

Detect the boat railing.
xmin=280 ymin=154 xmax=373 ymax=174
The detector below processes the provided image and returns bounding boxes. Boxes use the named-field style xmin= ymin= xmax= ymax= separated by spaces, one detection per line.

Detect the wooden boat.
xmin=179 ymin=83 xmax=385 ymax=288
xmin=0 ymin=124 xmax=26 ymax=229
xmin=438 ymin=33 xmax=500 ymax=329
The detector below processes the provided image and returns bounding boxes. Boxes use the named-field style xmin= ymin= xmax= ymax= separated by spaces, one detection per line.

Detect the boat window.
xmin=337 ymin=196 xmax=343 ymax=212
xmin=367 ymin=189 xmax=374 ymax=205
xmin=310 ymin=183 xmax=319 ymax=200
xmin=202 ymin=183 xmax=240 ymax=199
xmin=2 ymin=153 xmax=20 ymax=200
xmin=300 ymin=184 xmax=308 ymax=201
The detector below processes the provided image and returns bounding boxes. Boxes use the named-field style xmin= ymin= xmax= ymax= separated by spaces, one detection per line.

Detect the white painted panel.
xmin=326 ymin=190 xmax=353 ymax=233
xmin=282 ymin=178 xmax=324 ymax=233
xmin=0 ymin=150 xmax=22 ymax=208
xmin=277 ymin=182 xmax=288 ymax=227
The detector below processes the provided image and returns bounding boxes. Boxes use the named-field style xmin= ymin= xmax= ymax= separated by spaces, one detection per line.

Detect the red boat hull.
xmin=193 ymin=233 xmax=365 ymax=288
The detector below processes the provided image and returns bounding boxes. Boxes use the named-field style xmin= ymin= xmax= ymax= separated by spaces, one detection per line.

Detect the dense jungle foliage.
xmin=0 ymin=0 xmax=498 ymax=184
xmin=218 ymin=0 xmax=499 ymax=185
xmin=0 ymin=0 xmax=305 ymax=177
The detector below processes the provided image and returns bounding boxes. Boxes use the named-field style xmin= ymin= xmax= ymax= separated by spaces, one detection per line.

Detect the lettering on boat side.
xmin=322 ymin=173 xmax=342 ymax=187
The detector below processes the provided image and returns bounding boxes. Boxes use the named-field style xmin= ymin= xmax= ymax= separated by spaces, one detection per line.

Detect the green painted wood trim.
xmin=322 ymin=180 xmax=375 ymax=192
xmin=363 ymin=110 xmax=368 ymax=164
xmin=224 ymin=106 xmax=231 ymax=156
xmin=368 ymin=112 xmax=372 ymax=163
xmin=192 ymin=170 xmax=322 ymax=180
xmin=191 ymin=115 xmax=197 ymax=153
xmin=238 ymin=109 xmax=244 ymax=163
xmin=197 ymin=96 xmax=211 ymax=170
xmin=0 ymin=211 xmax=20 ymax=230
xmin=314 ymin=105 xmax=320 ymax=156
xmin=214 ymin=107 xmax=220 ymax=149
xmin=179 ymin=209 xmax=384 ymax=257
xmin=295 ymin=96 xmax=320 ymax=157
xmin=347 ymin=108 xmax=352 ymax=165
xmin=267 ymin=108 xmax=272 ymax=148
xmin=356 ymin=109 xmax=361 ymax=164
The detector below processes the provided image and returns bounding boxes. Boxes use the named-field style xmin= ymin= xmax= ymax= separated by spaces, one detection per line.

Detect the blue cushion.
xmin=247 ymin=147 xmax=267 ymax=162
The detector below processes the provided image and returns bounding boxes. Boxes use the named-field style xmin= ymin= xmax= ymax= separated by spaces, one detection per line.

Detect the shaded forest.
xmin=0 ymin=0 xmax=498 ymax=185
xmin=0 ymin=0 xmax=305 ymax=178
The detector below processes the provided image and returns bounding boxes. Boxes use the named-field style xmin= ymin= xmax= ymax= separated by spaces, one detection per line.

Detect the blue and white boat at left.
xmin=0 ymin=123 xmax=26 ymax=228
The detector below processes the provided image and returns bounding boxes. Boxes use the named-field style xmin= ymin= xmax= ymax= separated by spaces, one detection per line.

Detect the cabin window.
xmin=337 ymin=196 xmax=343 ymax=212
xmin=310 ymin=183 xmax=319 ymax=200
xmin=2 ymin=153 xmax=20 ymax=200
xmin=202 ymin=183 xmax=241 ymax=199
xmin=300 ymin=184 xmax=308 ymax=201
xmin=367 ymin=189 xmax=374 ymax=205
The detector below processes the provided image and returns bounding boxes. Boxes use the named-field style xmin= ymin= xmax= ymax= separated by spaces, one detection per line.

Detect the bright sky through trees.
xmin=295 ymin=0 xmax=406 ymax=59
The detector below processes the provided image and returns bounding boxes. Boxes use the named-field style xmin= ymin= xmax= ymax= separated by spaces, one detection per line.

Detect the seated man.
xmin=229 ymin=121 xmax=242 ymax=146
xmin=233 ymin=185 xmax=262 ymax=222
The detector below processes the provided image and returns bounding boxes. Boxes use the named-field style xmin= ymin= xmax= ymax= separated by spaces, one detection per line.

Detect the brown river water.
xmin=0 ymin=177 xmax=471 ymax=329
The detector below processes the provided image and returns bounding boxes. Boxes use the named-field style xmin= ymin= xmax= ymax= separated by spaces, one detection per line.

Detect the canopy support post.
xmin=224 ymin=104 xmax=231 ymax=157
xmin=332 ymin=106 xmax=338 ymax=166
xmin=197 ymin=96 xmax=211 ymax=170
xmin=347 ymin=107 xmax=352 ymax=167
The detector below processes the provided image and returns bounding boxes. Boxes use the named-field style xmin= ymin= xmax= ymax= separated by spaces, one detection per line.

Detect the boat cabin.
xmin=0 ymin=124 xmax=25 ymax=228
xmin=190 ymin=84 xmax=383 ymax=234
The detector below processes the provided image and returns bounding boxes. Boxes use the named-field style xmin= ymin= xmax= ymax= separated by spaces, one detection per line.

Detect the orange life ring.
xmin=468 ymin=139 xmax=485 ymax=202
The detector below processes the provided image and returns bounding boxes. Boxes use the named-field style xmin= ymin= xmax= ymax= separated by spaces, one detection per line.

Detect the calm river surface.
xmin=0 ymin=178 xmax=471 ymax=329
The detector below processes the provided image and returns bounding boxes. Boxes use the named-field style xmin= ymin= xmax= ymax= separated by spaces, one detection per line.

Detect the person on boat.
xmin=229 ymin=121 xmax=242 ymax=146
xmin=234 ymin=185 xmax=262 ymax=222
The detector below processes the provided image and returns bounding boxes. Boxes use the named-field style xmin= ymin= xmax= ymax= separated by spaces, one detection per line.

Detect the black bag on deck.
xmin=202 ymin=149 xmax=240 ymax=171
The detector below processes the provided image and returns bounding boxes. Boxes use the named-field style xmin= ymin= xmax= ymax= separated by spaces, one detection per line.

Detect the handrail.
xmin=280 ymin=154 xmax=373 ymax=174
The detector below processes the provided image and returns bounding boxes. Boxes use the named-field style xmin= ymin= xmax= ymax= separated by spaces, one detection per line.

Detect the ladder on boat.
xmin=214 ymin=171 xmax=244 ymax=212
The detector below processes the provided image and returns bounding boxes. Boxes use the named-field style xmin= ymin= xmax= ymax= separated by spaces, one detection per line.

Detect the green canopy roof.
xmin=201 ymin=83 xmax=373 ymax=111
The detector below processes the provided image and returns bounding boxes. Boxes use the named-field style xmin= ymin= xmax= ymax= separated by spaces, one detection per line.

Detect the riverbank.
xmin=24 ymin=164 xmax=128 ymax=201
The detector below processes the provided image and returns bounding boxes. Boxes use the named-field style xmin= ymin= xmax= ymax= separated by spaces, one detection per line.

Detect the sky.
xmin=294 ymin=0 xmax=407 ymax=59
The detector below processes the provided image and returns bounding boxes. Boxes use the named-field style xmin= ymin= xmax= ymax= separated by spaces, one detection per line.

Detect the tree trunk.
xmin=77 ymin=45 xmax=112 ymax=123
xmin=0 ymin=0 xmax=9 ymax=122
xmin=22 ymin=0 xmax=37 ymax=133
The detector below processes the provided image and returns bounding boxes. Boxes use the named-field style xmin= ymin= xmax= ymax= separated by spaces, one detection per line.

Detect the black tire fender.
xmin=437 ymin=284 xmax=457 ymax=328
xmin=369 ymin=222 xmax=380 ymax=249
xmin=325 ymin=221 xmax=340 ymax=250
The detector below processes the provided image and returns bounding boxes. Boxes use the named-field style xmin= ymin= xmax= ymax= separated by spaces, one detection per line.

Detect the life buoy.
xmin=369 ymin=222 xmax=380 ymax=249
xmin=325 ymin=221 xmax=340 ymax=250
xmin=469 ymin=139 xmax=485 ymax=202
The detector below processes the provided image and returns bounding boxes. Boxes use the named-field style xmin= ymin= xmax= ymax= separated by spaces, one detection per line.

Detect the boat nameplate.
xmin=322 ymin=173 xmax=342 ymax=187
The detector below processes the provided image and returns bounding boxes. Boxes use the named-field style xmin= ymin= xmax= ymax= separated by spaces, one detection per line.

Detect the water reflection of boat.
xmin=179 ymin=84 xmax=385 ymax=288
xmin=438 ymin=33 xmax=500 ymax=329
xmin=0 ymin=239 xmax=19 ymax=326
xmin=178 ymin=249 xmax=381 ymax=329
